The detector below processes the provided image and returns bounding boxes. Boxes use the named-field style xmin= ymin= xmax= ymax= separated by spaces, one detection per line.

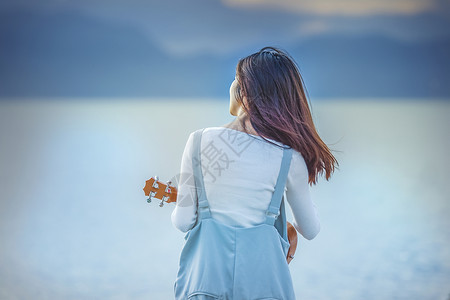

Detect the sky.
xmin=0 ymin=0 xmax=449 ymax=99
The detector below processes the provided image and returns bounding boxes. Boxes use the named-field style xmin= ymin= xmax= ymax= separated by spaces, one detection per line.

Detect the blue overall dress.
xmin=174 ymin=128 xmax=296 ymax=300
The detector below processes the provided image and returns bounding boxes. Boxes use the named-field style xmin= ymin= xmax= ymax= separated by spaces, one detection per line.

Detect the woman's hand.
xmin=286 ymin=221 xmax=298 ymax=264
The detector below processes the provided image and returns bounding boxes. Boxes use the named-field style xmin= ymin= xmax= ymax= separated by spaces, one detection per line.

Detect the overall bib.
xmin=174 ymin=128 xmax=296 ymax=300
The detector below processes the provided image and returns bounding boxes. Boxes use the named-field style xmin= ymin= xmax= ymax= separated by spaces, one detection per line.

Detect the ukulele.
xmin=143 ymin=175 xmax=298 ymax=264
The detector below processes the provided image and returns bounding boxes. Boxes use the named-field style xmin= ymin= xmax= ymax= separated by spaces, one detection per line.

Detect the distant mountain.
xmin=0 ymin=10 xmax=449 ymax=99
xmin=287 ymin=34 xmax=450 ymax=99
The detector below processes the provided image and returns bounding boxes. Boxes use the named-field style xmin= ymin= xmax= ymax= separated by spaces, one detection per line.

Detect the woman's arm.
xmin=285 ymin=151 xmax=321 ymax=240
xmin=171 ymin=132 xmax=198 ymax=233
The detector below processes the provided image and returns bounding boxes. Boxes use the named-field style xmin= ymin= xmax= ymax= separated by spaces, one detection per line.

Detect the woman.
xmin=172 ymin=46 xmax=339 ymax=299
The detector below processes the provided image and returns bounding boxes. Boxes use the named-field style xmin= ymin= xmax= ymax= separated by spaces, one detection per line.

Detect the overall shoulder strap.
xmin=191 ymin=128 xmax=212 ymax=220
xmin=264 ymin=147 xmax=293 ymax=226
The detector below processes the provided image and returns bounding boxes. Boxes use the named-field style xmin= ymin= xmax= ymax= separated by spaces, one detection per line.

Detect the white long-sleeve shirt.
xmin=171 ymin=126 xmax=321 ymax=240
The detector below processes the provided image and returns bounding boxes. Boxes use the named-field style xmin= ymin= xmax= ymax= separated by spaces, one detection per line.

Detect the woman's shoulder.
xmin=201 ymin=126 xmax=291 ymax=148
xmin=188 ymin=126 xmax=307 ymax=172
xmin=192 ymin=127 xmax=305 ymax=155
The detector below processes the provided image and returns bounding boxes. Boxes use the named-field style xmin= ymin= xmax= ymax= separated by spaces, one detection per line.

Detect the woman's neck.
xmin=223 ymin=114 xmax=259 ymax=136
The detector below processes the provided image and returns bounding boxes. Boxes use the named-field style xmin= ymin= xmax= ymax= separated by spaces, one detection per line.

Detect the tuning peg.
xmin=147 ymin=191 xmax=156 ymax=204
xmin=152 ymin=179 xmax=159 ymax=189
xmin=160 ymin=195 xmax=170 ymax=207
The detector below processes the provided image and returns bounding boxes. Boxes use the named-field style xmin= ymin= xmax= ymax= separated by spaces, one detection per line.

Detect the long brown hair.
xmin=234 ymin=46 xmax=339 ymax=185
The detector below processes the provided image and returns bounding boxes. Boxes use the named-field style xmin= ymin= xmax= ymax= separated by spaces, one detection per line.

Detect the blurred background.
xmin=0 ymin=1 xmax=449 ymax=299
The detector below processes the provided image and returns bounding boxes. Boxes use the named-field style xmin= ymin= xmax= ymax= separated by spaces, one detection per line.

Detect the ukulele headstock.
xmin=143 ymin=175 xmax=178 ymax=207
